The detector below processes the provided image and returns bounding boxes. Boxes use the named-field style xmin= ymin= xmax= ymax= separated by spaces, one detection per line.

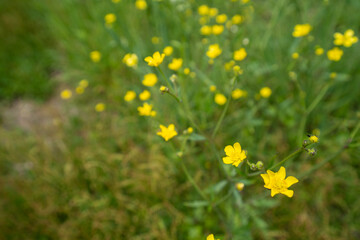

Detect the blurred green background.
xmin=1 ymin=0 xmax=359 ymax=239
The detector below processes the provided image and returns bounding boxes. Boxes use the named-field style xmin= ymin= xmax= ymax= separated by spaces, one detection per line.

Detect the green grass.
xmin=1 ymin=0 xmax=360 ymax=239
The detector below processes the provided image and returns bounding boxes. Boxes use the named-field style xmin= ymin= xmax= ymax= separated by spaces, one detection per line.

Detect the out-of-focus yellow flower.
xmin=330 ymin=72 xmax=337 ymax=78
xmin=76 ymin=86 xmax=84 ymax=94
xmin=232 ymin=15 xmax=243 ymax=24
xmin=212 ymin=25 xmax=224 ymax=35
xmin=123 ymin=53 xmax=138 ymax=67
xmin=163 ymin=46 xmax=173 ymax=56
xmin=151 ymin=36 xmax=160 ymax=44
xmin=157 ymin=124 xmax=178 ymax=141
xmin=292 ymin=24 xmax=312 ymax=37
xmin=112 ymin=0 xmax=121 ymax=3
xmin=222 ymin=142 xmax=247 ymax=167
xmin=309 ymin=135 xmax=319 ymax=143
xmin=233 ymin=48 xmax=247 ymax=61
xmin=90 ymin=51 xmax=101 ymax=62
xmin=206 ymin=44 xmax=222 ymax=59
xmin=159 ymin=85 xmax=168 ymax=92
xmin=242 ymin=0 xmax=250 ymax=3
xmin=210 ymin=85 xmax=217 ymax=92
xmin=61 ymin=89 xmax=72 ymax=99
xmin=236 ymin=182 xmax=245 ymax=191
xmin=292 ymin=52 xmax=299 ymax=59
xmin=145 ymin=51 xmax=165 ymax=67
xmin=260 ymin=87 xmax=272 ymax=98
xmin=139 ymin=90 xmax=151 ymax=101
xmin=209 ymin=8 xmax=218 ymax=17
xmin=327 ymin=47 xmax=343 ymax=61
xmin=334 ymin=29 xmax=358 ymax=47
xmin=198 ymin=5 xmax=209 ymax=16
xmin=315 ymin=47 xmax=324 ymax=55
xmin=216 ymin=14 xmax=227 ymax=24
xmin=183 ymin=68 xmax=190 ymax=75
xmin=138 ymin=103 xmax=156 ymax=116
xmin=104 ymin=13 xmax=116 ymax=26
xmin=124 ymin=90 xmax=136 ymax=102
xmin=187 ymin=127 xmax=193 ymax=134
xmin=215 ymin=93 xmax=227 ymax=105
xmin=142 ymin=73 xmax=158 ymax=87
xmin=79 ymin=79 xmax=88 ymax=88
xmin=260 ymin=166 xmax=299 ymax=198
xmin=199 ymin=16 xmax=208 ymax=25
xmin=232 ymin=88 xmax=247 ymax=99
xmin=224 ymin=60 xmax=235 ymax=71
xmin=207 ymin=234 xmax=220 ymax=240
xmin=168 ymin=58 xmax=183 ymax=71
xmin=233 ymin=65 xmax=243 ymax=75
xmin=95 ymin=103 xmax=105 ymax=112
xmin=135 ymin=0 xmax=147 ymax=10
xmin=200 ymin=25 xmax=212 ymax=35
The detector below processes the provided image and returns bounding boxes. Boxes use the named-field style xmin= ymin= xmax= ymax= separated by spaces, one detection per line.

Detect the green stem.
xmin=180 ymin=161 xmax=209 ymax=201
xmin=158 ymin=67 xmax=173 ymax=91
xmin=269 ymin=148 xmax=303 ymax=170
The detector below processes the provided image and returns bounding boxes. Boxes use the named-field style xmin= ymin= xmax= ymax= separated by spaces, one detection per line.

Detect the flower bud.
xmin=160 ymin=86 xmax=169 ymax=93
xmin=177 ymin=151 xmax=183 ymax=158
xmin=307 ymin=148 xmax=317 ymax=156
xmin=170 ymin=74 xmax=177 ymax=83
xmin=235 ymin=182 xmax=245 ymax=191
xmin=250 ymin=163 xmax=257 ymax=171
xmin=309 ymin=135 xmax=319 ymax=143
xmin=256 ymin=161 xmax=264 ymax=170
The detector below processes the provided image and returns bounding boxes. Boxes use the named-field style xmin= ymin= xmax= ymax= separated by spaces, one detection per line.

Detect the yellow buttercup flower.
xmin=292 ymin=24 xmax=312 ymax=37
xmin=232 ymin=15 xmax=243 ymax=24
xmin=206 ymin=44 xmax=222 ymax=59
xmin=334 ymin=29 xmax=358 ymax=47
xmin=315 ymin=47 xmax=324 ymax=55
xmin=216 ymin=14 xmax=227 ymax=24
xmin=232 ymin=88 xmax=247 ymax=99
xmin=292 ymin=52 xmax=299 ymax=59
xmin=210 ymin=85 xmax=217 ymax=92
xmin=168 ymin=58 xmax=183 ymax=71
xmin=124 ymin=90 xmax=136 ymax=102
xmin=144 ymin=51 xmax=165 ymax=67
xmin=139 ymin=90 xmax=151 ymax=101
xmin=209 ymin=8 xmax=218 ymax=17
xmin=212 ymin=25 xmax=224 ymax=35
xmin=142 ymin=73 xmax=158 ymax=87
xmin=163 ymin=46 xmax=173 ymax=56
xmin=76 ymin=86 xmax=84 ymax=94
xmin=200 ymin=25 xmax=212 ymax=35
xmin=151 ymin=36 xmax=160 ymax=44
xmin=135 ymin=0 xmax=147 ymax=10
xmin=79 ymin=79 xmax=88 ymax=88
xmin=90 ymin=51 xmax=101 ymax=62
xmin=123 ymin=53 xmax=138 ymax=67
xmin=112 ymin=0 xmax=121 ymax=3
xmin=187 ymin=127 xmax=193 ymax=134
xmin=260 ymin=87 xmax=272 ymax=98
xmin=157 ymin=124 xmax=178 ymax=141
xmin=236 ymin=182 xmax=245 ymax=191
xmin=327 ymin=47 xmax=343 ymax=61
xmin=215 ymin=93 xmax=227 ymax=105
xmin=137 ymin=102 xmax=156 ymax=116
xmin=330 ymin=72 xmax=337 ymax=79
xmin=61 ymin=89 xmax=72 ymax=100
xmin=309 ymin=135 xmax=319 ymax=143
xmin=183 ymin=68 xmax=190 ymax=75
xmin=233 ymin=65 xmax=243 ymax=75
xmin=198 ymin=5 xmax=209 ymax=16
xmin=104 ymin=13 xmax=116 ymax=26
xmin=233 ymin=48 xmax=247 ymax=61
xmin=95 ymin=103 xmax=105 ymax=112
xmin=207 ymin=234 xmax=220 ymax=240
xmin=222 ymin=142 xmax=247 ymax=167
xmin=260 ymin=166 xmax=299 ymax=198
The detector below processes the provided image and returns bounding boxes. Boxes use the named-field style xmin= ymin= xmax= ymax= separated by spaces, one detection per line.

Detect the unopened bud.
xmin=170 ymin=74 xmax=177 ymax=83
xmin=235 ymin=182 xmax=245 ymax=191
xmin=256 ymin=161 xmax=264 ymax=170
xmin=309 ymin=135 xmax=319 ymax=143
xmin=250 ymin=163 xmax=257 ymax=171
xmin=307 ymin=148 xmax=317 ymax=156
xmin=160 ymin=86 xmax=169 ymax=93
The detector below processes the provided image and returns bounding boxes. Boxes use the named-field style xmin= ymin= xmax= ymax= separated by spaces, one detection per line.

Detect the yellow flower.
xmin=144 ymin=51 xmax=165 ymax=67
xmin=124 ymin=90 xmax=136 ymax=102
xmin=215 ymin=93 xmax=227 ymax=105
xmin=315 ymin=47 xmax=324 ymax=55
xmin=232 ymin=88 xmax=246 ymax=99
xmin=292 ymin=52 xmax=299 ymax=59
xmin=123 ymin=53 xmax=138 ymax=67
xmin=233 ymin=48 xmax=247 ymax=61
xmin=76 ymin=86 xmax=84 ymax=94
xmin=260 ymin=166 xmax=299 ymax=198
xmin=163 ymin=46 xmax=173 ymax=56
xmin=183 ymin=68 xmax=190 ymax=75
xmin=168 ymin=58 xmax=183 ymax=71
xmin=139 ymin=90 xmax=151 ymax=101
xmin=160 ymin=85 xmax=168 ymax=92
xmin=233 ymin=65 xmax=243 ymax=75
xmin=212 ymin=25 xmax=224 ymax=35
xmin=216 ymin=14 xmax=227 ymax=24
xmin=222 ymin=142 xmax=247 ymax=167
xmin=242 ymin=0 xmax=250 ymax=3
xmin=330 ymin=72 xmax=337 ymax=79
xmin=207 ymin=234 xmax=220 ymax=240
xmin=151 ymin=36 xmax=160 ymax=44
xmin=210 ymin=85 xmax=217 ymax=92
xmin=135 ymin=0 xmax=147 ymax=10
xmin=334 ymin=29 xmax=358 ymax=47
xmin=79 ymin=79 xmax=88 ymax=88
xmin=292 ymin=24 xmax=312 ymax=37
xmin=142 ymin=73 xmax=158 ymax=87
xmin=104 ymin=13 xmax=116 ymax=26
xmin=206 ymin=44 xmax=222 ymax=59
xmin=187 ymin=127 xmax=193 ymax=134
xmin=95 ymin=103 xmax=105 ymax=112
xmin=209 ymin=8 xmax=218 ymax=17
xmin=157 ymin=124 xmax=178 ymax=141
xmin=137 ymin=103 xmax=156 ymax=117
xmin=90 ymin=51 xmax=101 ymax=62
xmin=61 ymin=89 xmax=72 ymax=99
xmin=236 ymin=182 xmax=245 ymax=191
xmin=327 ymin=47 xmax=343 ymax=61
xmin=260 ymin=87 xmax=272 ymax=98
xmin=200 ymin=25 xmax=212 ymax=35
xmin=232 ymin=15 xmax=243 ymax=24
xmin=309 ymin=135 xmax=318 ymax=143
xmin=198 ymin=5 xmax=209 ymax=16
xmin=224 ymin=61 xmax=235 ymax=71
xmin=112 ymin=0 xmax=121 ymax=3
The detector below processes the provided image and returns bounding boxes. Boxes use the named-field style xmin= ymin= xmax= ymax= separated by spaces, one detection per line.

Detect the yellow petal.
xmin=270 ymin=188 xmax=279 ymax=197
xmin=285 ymin=176 xmax=299 ymax=188
xmin=154 ymin=51 xmax=160 ymax=59
xmin=144 ymin=56 xmax=152 ymax=62
xmin=207 ymin=234 xmax=215 ymax=240
xmin=233 ymin=160 xmax=242 ymax=167
xmin=168 ymin=124 xmax=175 ymax=130
xmin=277 ymin=166 xmax=286 ymax=180
xmin=266 ymin=169 xmax=275 ymax=177
xmin=281 ymin=189 xmax=294 ymax=198
xmin=233 ymin=142 xmax=242 ymax=152
xmin=222 ymin=156 xmax=233 ymax=164
xmin=345 ymin=29 xmax=354 ymax=37
xmin=224 ymin=145 xmax=234 ymax=156
xmin=260 ymin=173 xmax=270 ymax=185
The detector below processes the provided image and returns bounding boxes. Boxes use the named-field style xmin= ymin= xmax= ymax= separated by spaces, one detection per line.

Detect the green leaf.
xmin=188 ymin=133 xmax=206 ymax=142
xmin=183 ymin=200 xmax=209 ymax=208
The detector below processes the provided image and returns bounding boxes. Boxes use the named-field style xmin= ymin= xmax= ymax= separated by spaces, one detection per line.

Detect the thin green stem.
xmin=269 ymin=148 xmax=303 ymax=170
xmin=180 ymin=161 xmax=208 ymax=201
xmin=158 ymin=67 xmax=174 ymax=91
